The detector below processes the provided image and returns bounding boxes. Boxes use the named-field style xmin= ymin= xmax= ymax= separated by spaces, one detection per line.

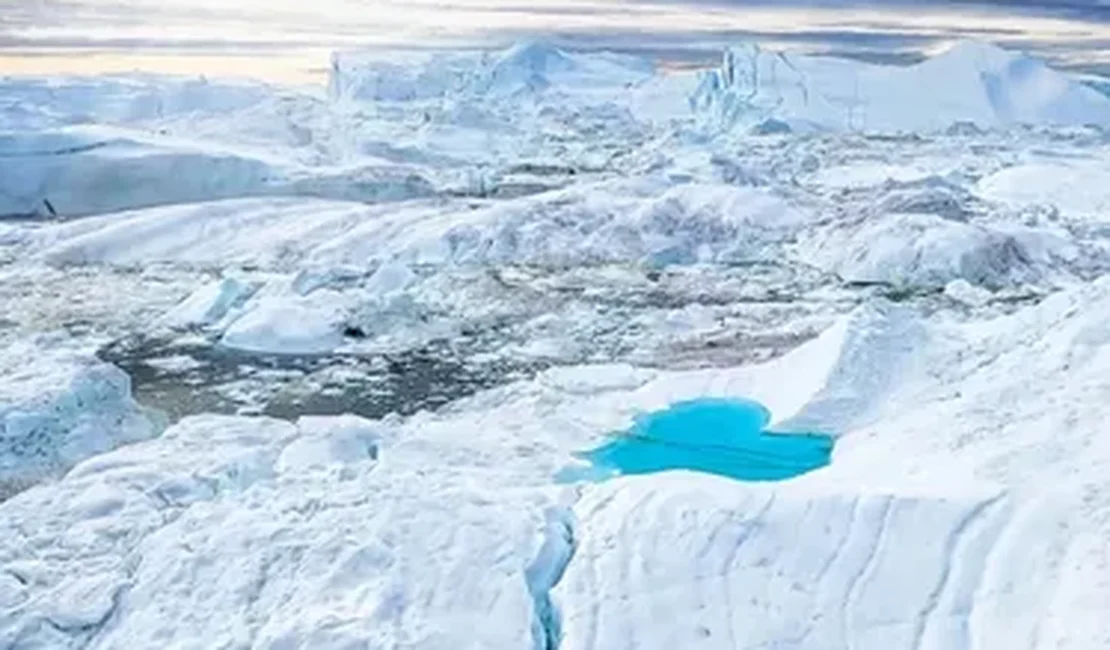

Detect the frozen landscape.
xmin=2 ymin=37 xmax=1110 ymax=648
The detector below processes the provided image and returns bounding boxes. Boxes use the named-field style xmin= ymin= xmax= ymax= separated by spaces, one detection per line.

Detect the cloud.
xmin=637 ymin=0 xmax=1110 ymax=21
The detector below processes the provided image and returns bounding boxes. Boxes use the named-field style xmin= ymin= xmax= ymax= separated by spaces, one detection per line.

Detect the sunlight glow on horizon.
xmin=5 ymin=0 xmax=1110 ymax=82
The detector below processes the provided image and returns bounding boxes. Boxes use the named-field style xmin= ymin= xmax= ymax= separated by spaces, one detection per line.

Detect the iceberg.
xmin=0 ymin=339 xmax=161 ymax=499
xmin=330 ymin=41 xmax=653 ymax=103
xmin=691 ymin=41 xmax=1110 ymax=133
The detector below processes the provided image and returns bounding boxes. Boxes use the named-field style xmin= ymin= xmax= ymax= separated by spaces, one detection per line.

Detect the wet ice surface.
xmin=99 ymin=335 xmax=547 ymax=422
xmin=89 ymin=262 xmax=859 ymax=423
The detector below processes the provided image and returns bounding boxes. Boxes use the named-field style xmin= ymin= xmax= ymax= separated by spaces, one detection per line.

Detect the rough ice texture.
xmin=28 ymin=180 xmax=805 ymax=270
xmin=159 ymin=275 xmax=260 ymax=330
xmin=330 ymin=41 xmax=653 ymax=103
xmin=4 ymin=279 xmax=1110 ymax=647
xmin=813 ymin=212 xmax=1038 ymax=289
xmin=691 ymin=41 xmax=1110 ymax=133
xmin=0 ymin=414 xmax=555 ymax=649
xmin=0 ymin=339 xmax=160 ymax=499
xmin=0 ymin=127 xmax=436 ymax=219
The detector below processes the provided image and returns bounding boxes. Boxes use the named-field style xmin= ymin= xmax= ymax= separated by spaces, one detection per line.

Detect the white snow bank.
xmin=33 ymin=180 xmax=807 ymax=269
xmin=807 ymin=161 xmax=963 ymax=189
xmin=822 ymin=275 xmax=1110 ymax=491
xmin=691 ymin=41 xmax=1110 ymax=133
xmin=976 ymin=158 xmax=1110 ymax=221
xmin=276 ymin=414 xmax=385 ymax=474
xmin=557 ymin=478 xmax=1019 ymax=650
xmin=0 ymin=338 xmax=160 ymax=499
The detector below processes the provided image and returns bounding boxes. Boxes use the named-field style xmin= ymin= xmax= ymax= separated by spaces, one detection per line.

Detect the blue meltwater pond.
xmin=560 ymin=398 xmax=833 ymax=482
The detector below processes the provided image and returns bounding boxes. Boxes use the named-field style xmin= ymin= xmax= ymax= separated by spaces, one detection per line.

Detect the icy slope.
xmin=691 ymin=41 xmax=1110 ymax=133
xmin=558 ymin=480 xmax=1012 ymax=650
xmin=28 ymin=180 xmax=806 ymax=270
xmin=806 ymin=212 xmax=1039 ymax=289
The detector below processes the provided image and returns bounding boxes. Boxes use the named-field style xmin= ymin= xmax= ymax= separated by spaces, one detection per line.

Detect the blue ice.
xmin=559 ymin=398 xmax=833 ymax=482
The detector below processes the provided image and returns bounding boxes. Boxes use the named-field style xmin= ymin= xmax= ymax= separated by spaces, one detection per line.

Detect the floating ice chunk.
xmin=220 ymin=290 xmax=349 ymax=354
xmin=329 ymin=50 xmax=481 ymax=101
xmin=486 ymin=41 xmax=576 ymax=94
xmin=945 ymin=278 xmax=993 ymax=307
xmin=0 ymin=74 xmax=276 ymax=129
xmin=331 ymin=40 xmax=653 ymax=104
xmin=161 ymin=275 xmax=259 ymax=329
xmin=366 ymin=260 xmax=416 ymax=296
xmin=290 ymin=264 xmax=364 ymax=296
xmin=539 ymin=364 xmax=657 ymax=395
xmin=276 ymin=415 xmax=383 ymax=474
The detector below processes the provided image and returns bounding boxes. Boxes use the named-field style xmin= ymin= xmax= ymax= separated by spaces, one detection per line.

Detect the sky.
xmin=4 ymin=0 xmax=1110 ymax=82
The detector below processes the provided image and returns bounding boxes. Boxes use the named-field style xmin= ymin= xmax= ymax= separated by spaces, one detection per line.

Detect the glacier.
xmin=2 ymin=39 xmax=1110 ymax=650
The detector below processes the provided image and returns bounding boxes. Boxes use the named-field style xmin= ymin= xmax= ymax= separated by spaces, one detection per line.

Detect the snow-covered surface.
xmin=26 ymin=180 xmax=805 ymax=270
xmin=976 ymin=157 xmax=1110 ymax=221
xmin=3 ymin=39 xmax=1110 ymax=649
